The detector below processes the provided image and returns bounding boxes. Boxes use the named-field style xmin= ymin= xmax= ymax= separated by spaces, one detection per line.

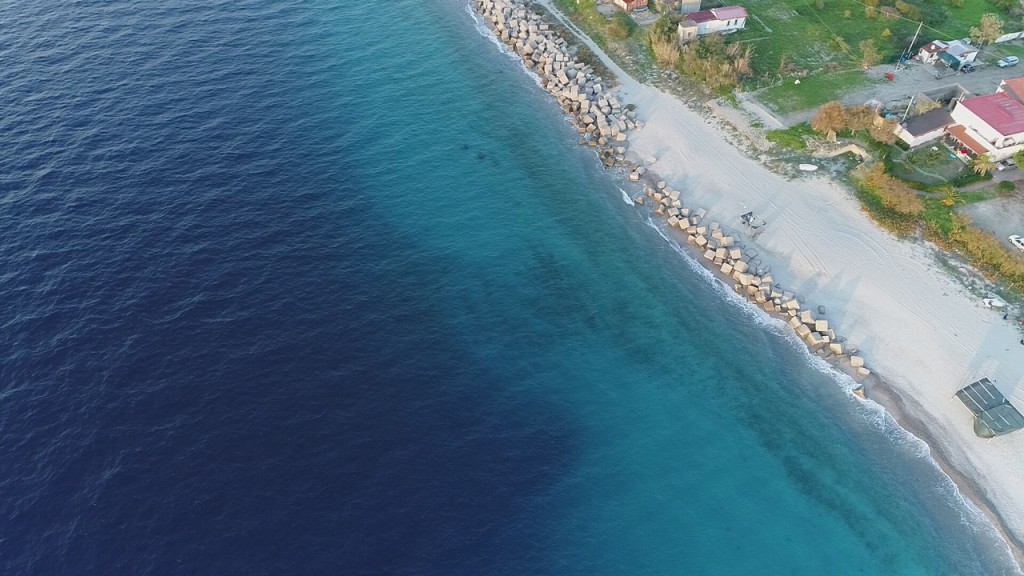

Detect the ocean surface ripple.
xmin=0 ymin=1 xmax=1018 ymax=574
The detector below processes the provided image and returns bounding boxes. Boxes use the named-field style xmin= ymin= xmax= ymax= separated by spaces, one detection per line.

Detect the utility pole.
xmin=896 ymin=21 xmax=923 ymax=71
xmin=902 ymin=94 xmax=915 ymax=122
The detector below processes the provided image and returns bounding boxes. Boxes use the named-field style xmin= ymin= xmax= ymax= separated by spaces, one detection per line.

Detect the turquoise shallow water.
xmin=339 ymin=2 xmax=1019 ymax=573
xmin=0 ymin=0 xmax=1019 ymax=572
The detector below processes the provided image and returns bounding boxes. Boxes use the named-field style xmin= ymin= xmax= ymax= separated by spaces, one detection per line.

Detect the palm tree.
xmin=939 ymin=185 xmax=964 ymax=207
xmin=971 ymin=153 xmax=996 ymax=176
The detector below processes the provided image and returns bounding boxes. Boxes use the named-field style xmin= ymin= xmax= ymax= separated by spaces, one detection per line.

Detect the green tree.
xmin=971 ymin=153 xmax=997 ymax=175
xmin=1012 ymin=149 xmax=1024 ymax=167
xmin=970 ymin=14 xmax=1004 ymax=46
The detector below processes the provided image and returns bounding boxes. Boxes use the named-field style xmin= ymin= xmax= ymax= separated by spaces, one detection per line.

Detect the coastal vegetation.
xmin=852 ymin=161 xmax=1024 ymax=295
xmin=810 ymin=101 xmax=899 ymax=144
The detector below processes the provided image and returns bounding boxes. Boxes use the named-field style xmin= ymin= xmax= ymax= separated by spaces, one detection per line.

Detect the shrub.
xmin=812 ymin=101 xmax=847 ymax=134
xmin=998 ymin=180 xmax=1015 ymax=193
xmin=676 ymin=35 xmax=754 ymax=92
xmin=857 ymin=163 xmax=925 ymax=216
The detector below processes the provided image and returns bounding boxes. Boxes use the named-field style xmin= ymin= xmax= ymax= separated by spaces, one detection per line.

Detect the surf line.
xmin=471 ymin=0 xmax=871 ymax=392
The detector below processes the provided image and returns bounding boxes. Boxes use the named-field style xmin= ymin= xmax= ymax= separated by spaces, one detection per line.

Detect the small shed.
xmin=613 ymin=0 xmax=648 ymax=12
xmin=956 ymin=378 xmax=1024 ymax=438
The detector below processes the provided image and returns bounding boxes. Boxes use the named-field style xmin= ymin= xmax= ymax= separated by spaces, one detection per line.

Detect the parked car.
xmin=961 ymin=63 xmax=976 ymax=73
xmin=998 ymin=56 xmax=1019 ymax=68
xmin=1010 ymin=234 xmax=1024 ymax=252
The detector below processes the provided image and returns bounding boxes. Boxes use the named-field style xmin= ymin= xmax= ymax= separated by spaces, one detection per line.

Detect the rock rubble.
xmin=473 ymin=0 xmax=870 ymax=384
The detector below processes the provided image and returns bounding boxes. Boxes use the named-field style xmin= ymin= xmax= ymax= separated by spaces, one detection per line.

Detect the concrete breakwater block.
xmin=850 ymin=356 xmax=864 ymax=368
xmin=799 ymin=310 xmax=814 ymax=325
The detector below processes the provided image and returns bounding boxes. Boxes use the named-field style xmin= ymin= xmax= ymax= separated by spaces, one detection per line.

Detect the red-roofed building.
xmin=947 ymin=91 xmax=1024 ymax=160
xmin=677 ymin=5 xmax=747 ymax=42
xmin=998 ymin=78 xmax=1024 ymax=104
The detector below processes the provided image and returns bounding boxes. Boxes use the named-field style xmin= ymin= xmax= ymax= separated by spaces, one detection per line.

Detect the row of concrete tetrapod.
xmin=635 ymin=179 xmax=871 ymax=381
xmin=474 ymin=0 xmax=870 ymax=383
xmin=474 ymin=0 xmax=639 ymax=168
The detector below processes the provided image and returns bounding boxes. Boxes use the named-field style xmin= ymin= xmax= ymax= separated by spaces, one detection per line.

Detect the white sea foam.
xmin=619 ymin=188 xmax=631 ymax=205
xmin=643 ymin=212 xmax=1023 ymax=572
xmin=467 ymin=4 xmax=545 ymax=87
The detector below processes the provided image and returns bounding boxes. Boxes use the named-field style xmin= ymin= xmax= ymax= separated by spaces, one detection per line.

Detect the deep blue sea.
xmin=0 ymin=0 xmax=1020 ymax=574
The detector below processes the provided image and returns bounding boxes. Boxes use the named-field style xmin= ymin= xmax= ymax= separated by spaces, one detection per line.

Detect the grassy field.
xmin=757 ymin=70 xmax=879 ymax=113
xmin=729 ymin=0 xmax=1013 ymax=75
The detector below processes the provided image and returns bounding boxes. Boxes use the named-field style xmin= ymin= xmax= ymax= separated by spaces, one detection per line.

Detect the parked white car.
xmin=998 ymin=56 xmax=1019 ymax=68
xmin=1010 ymin=234 xmax=1024 ymax=251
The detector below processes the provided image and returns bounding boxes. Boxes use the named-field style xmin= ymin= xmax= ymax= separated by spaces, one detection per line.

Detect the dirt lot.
xmin=751 ymin=56 xmax=1024 ymax=127
xmin=960 ymin=193 xmax=1024 ymax=253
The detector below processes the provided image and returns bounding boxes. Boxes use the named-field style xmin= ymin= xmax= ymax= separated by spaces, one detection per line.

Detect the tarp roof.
xmin=956 ymin=378 xmax=1024 ymax=437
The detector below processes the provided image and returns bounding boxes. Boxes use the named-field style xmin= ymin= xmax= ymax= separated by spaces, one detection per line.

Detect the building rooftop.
xmin=712 ymin=6 xmax=748 ymax=19
xmin=685 ymin=5 xmax=747 ymax=23
xmin=946 ymin=124 xmax=989 ymax=155
xmin=956 ymin=378 xmax=1024 ymax=437
xmin=944 ymin=40 xmax=977 ymax=59
xmin=999 ymin=77 xmax=1024 ymax=103
xmin=960 ymin=91 xmax=1024 ymax=136
xmin=903 ymin=107 xmax=953 ymax=136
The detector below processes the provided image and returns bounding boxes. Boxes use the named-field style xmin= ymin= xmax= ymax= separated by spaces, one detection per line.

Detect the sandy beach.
xmin=534 ymin=0 xmax=1024 ymax=564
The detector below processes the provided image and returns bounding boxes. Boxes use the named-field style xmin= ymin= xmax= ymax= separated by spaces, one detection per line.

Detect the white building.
xmin=677 ymin=5 xmax=747 ymax=43
xmin=947 ymin=88 xmax=1024 ymax=161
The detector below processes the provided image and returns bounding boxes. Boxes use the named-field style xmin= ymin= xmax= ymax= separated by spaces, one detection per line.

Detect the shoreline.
xmin=471 ymin=0 xmax=1024 ymax=569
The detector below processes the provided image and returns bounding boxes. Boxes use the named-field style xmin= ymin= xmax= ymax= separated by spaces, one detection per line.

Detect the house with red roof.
xmin=947 ymin=89 xmax=1024 ymax=161
xmin=998 ymin=78 xmax=1024 ymax=104
xmin=677 ymin=6 xmax=747 ymax=43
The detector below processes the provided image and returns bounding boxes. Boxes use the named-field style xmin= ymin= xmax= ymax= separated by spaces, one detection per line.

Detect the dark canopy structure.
xmin=956 ymin=378 xmax=1024 ymax=438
